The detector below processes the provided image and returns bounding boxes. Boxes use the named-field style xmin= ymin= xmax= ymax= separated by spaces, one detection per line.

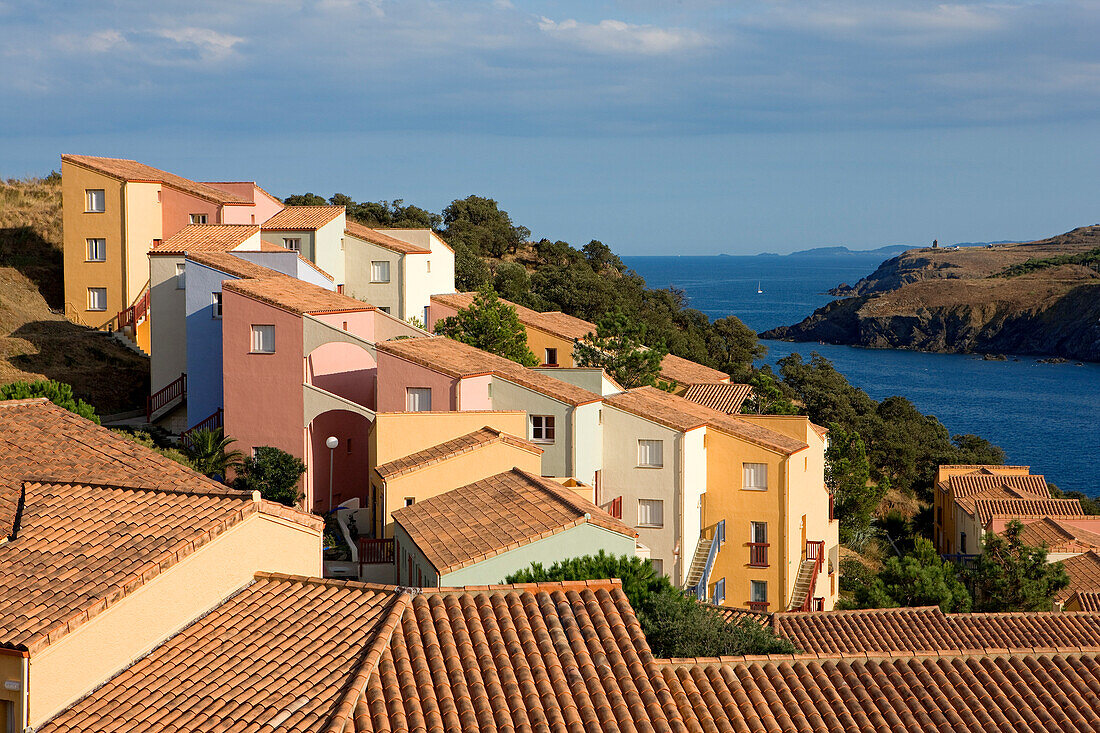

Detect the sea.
xmin=623 ymin=253 xmax=1100 ymax=495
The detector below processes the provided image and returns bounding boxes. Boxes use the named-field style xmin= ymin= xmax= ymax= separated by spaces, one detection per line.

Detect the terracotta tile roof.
xmin=223 ymin=276 xmax=373 ymax=315
xmin=810 ymin=422 xmax=829 ymax=438
xmin=373 ymin=427 xmax=542 ymax=480
xmin=948 ymin=472 xmax=1050 ymax=499
xmin=605 ymin=386 xmax=808 ymax=455
xmin=150 ymin=224 xmax=259 ymax=254
xmin=1060 ymin=552 xmax=1100 ymax=602
xmin=392 ymin=468 xmax=636 ymax=574
xmin=974 ymin=497 xmax=1083 ymax=526
xmin=375 ymin=336 xmax=602 ymax=406
xmin=0 ymin=399 xmax=320 ymax=654
xmin=772 ymin=605 xmax=1100 ymax=654
xmin=682 ymin=381 xmax=753 ymax=413
xmin=261 ymin=205 xmax=344 ymax=230
xmin=43 ymin=576 xmax=691 ymax=733
xmin=1020 ymin=517 xmax=1100 ymax=552
xmin=344 ymin=220 xmax=431 ymax=254
xmin=430 ymin=292 xmax=727 ymax=384
xmin=658 ymin=651 xmax=1100 ymax=732
xmin=61 ymin=154 xmax=252 ymax=204
xmin=1071 ymin=592 xmax=1100 ymax=612
xmin=185 ymin=251 xmax=287 ymax=280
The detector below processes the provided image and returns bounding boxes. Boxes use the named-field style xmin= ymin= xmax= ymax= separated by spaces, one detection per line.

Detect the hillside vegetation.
xmin=0 ymin=176 xmax=148 ymax=413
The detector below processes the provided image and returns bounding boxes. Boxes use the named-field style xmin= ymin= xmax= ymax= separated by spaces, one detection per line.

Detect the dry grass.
xmin=0 ymin=177 xmax=149 ymax=414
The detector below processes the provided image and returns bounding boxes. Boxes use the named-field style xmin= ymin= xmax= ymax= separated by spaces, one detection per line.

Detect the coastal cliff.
xmin=762 ymin=227 xmax=1100 ymax=361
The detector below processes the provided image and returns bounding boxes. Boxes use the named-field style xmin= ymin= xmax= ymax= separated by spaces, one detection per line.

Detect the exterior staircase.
xmin=682 ymin=537 xmax=713 ymax=591
xmin=788 ymin=559 xmax=817 ymax=611
xmin=110 ymin=328 xmax=148 ymax=357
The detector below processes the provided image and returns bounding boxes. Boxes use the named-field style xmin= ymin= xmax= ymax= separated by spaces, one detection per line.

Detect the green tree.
xmin=505 ymin=552 xmax=794 ymax=657
xmin=434 ymin=284 xmax=538 ymax=366
xmin=442 ymin=195 xmax=530 ymax=258
xmin=112 ymin=429 xmax=192 ymax=468
xmin=826 ymin=423 xmax=887 ymax=548
xmin=455 ymin=247 xmax=492 ymax=291
xmin=282 ymin=193 xmax=325 ymax=205
xmin=741 ymin=370 xmax=798 ymax=415
xmin=846 ymin=539 xmax=972 ymax=612
xmin=181 ymin=428 xmax=244 ymax=480
xmin=706 ymin=316 xmax=765 ymax=382
xmin=233 ymin=446 xmax=306 ymax=507
xmin=969 ymin=520 xmax=1070 ymax=611
xmin=0 ymin=380 xmax=99 ymax=423
xmin=574 ymin=309 xmax=666 ymax=388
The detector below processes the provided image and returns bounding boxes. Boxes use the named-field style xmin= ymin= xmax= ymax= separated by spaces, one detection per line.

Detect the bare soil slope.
xmin=0 ymin=177 xmax=148 ymax=413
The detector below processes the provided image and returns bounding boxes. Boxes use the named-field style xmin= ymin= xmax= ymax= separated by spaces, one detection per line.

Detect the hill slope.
xmin=762 ymin=227 xmax=1100 ymax=361
xmin=0 ymin=177 xmax=149 ymax=413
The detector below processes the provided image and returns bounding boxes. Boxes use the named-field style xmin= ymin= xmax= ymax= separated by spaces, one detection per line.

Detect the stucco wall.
xmin=306 ymin=341 xmax=376 ymax=410
xmin=371 ymin=410 xmax=527 ymax=465
xmin=601 ymin=405 xmax=684 ymax=580
xmin=531 ymin=368 xmax=618 ymax=396
xmin=122 ymin=181 xmax=161 ymax=301
xmin=343 ymin=235 xmax=402 ymax=314
xmin=233 ymin=250 xmax=335 ymax=288
xmin=306 ymin=409 xmax=373 ymax=513
xmin=385 ymin=231 xmax=455 ymax=322
xmin=62 ymin=161 xmax=125 ymax=327
xmin=222 ymin=290 xmax=305 ymax=461
xmin=161 ymin=188 xmax=220 ymax=238
xmin=573 ymin=401 xmax=602 ymax=487
xmin=528 ymin=328 xmax=580 ymax=368
xmin=185 ymin=261 xmax=235 ymax=426
xmin=375 ymin=351 xmax=458 ymax=413
xmin=489 ymin=378 xmax=575 ymax=478
xmin=261 ymin=230 xmax=316 ymax=263
xmin=27 ymin=511 xmax=320 ymax=727
xmin=149 ymin=253 xmax=188 ymax=394
xmin=459 ymin=374 xmax=492 ymax=410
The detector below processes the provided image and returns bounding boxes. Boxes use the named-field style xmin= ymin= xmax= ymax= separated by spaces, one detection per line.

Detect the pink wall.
xmin=201 ymin=183 xmax=285 ymax=226
xmin=307 ymin=410 xmax=372 ymax=513
xmin=222 ymin=290 xmax=305 ymax=464
xmin=307 ymin=341 xmax=376 ymax=410
xmin=315 ymin=310 xmax=376 ymax=342
xmin=161 ymin=188 xmax=222 ymax=238
xmin=458 ymin=374 xmax=493 ymax=410
xmin=376 ymin=351 xmax=458 ymax=412
xmin=427 ymin=301 xmax=459 ymax=332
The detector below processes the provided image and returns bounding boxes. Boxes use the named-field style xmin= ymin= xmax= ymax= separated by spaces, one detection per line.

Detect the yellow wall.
xmin=525 ymin=327 xmax=578 ymax=367
xmin=122 ymin=181 xmax=161 ymax=301
xmin=371 ymin=410 xmax=527 ymax=466
xmin=0 ymin=653 xmax=27 ymax=732
xmin=26 ymin=511 xmax=320 ymax=726
xmin=375 ymin=440 xmax=542 ymax=537
xmin=934 ymin=465 xmax=1031 ymax=553
xmin=62 ymin=161 xmax=126 ymax=327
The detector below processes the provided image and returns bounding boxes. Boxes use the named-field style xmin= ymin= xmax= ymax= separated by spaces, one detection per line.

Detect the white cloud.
xmin=154 ymin=26 xmax=244 ymax=60
xmin=537 ymin=17 xmax=709 ymax=55
xmin=751 ymin=2 xmax=1007 ymax=44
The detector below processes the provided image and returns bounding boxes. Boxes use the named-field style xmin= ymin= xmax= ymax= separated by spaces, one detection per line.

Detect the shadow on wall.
xmin=0 ymin=226 xmax=63 ymax=309
xmin=6 ymin=321 xmax=150 ymax=414
xmin=309 ymin=409 xmax=374 ymax=514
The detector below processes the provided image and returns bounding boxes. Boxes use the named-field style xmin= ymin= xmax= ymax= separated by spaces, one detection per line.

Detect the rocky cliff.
xmin=762 ymin=228 xmax=1100 ymax=362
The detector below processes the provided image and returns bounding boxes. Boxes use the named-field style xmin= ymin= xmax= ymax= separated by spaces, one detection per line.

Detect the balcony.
xmin=603 ymin=496 xmax=623 ymax=519
xmin=748 ymin=543 xmax=769 ymax=567
xmin=747 ymin=601 xmax=769 ymax=613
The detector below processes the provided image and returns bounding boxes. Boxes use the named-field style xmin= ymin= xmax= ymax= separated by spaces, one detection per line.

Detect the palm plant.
xmin=181 ymin=428 xmax=244 ymax=480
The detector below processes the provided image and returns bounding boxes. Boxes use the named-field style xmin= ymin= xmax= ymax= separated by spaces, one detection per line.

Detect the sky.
xmin=3 ymin=0 xmax=1100 ymax=254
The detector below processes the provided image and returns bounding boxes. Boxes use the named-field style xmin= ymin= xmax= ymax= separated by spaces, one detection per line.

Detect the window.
xmin=637 ymin=439 xmax=664 ymax=468
xmin=175 ymin=262 xmax=186 ymax=289
xmin=406 ymin=387 xmax=432 ymax=411
xmin=283 ymin=237 xmax=301 ymax=252
xmin=650 ymin=558 xmax=664 ymax=576
xmin=637 ymin=499 xmax=664 ymax=527
xmin=713 ymin=578 xmax=726 ymax=605
xmin=85 ymin=189 xmax=105 ymax=212
xmin=426 ymin=260 xmax=431 ymax=273
xmin=544 ymin=347 xmax=558 ymax=366
xmin=531 ymin=415 xmax=555 ymax=442
xmin=251 ymin=324 xmax=275 ymax=353
xmin=189 ymin=213 xmax=208 ymax=224
xmin=404 ymin=497 xmax=415 ymax=507
xmin=371 ymin=260 xmax=390 ymax=283
xmin=960 ymin=532 xmax=967 ymax=554
xmin=743 ymin=463 xmax=768 ymax=490
xmin=751 ymin=580 xmax=767 ymax=603
xmin=211 ymin=292 xmax=222 ymax=318
xmin=379 ymin=306 xmax=391 ymax=314
xmin=749 ymin=522 xmax=768 ymax=566
xmin=87 ymin=287 xmax=106 ymax=311
xmin=86 ymin=238 xmax=106 ymax=262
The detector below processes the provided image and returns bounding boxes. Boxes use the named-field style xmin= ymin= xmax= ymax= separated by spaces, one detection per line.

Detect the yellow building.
xmin=60 ymin=155 xmax=282 ymax=344
xmin=0 ymin=398 xmax=322 ymax=730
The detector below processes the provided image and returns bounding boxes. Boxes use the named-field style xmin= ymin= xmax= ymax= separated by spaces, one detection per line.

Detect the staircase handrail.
xmin=692 ymin=519 xmax=725 ymax=602
xmin=180 ymin=408 xmax=224 ymax=447
xmin=147 ymin=372 xmax=187 ymax=422
xmin=799 ymin=540 xmax=826 ymax=611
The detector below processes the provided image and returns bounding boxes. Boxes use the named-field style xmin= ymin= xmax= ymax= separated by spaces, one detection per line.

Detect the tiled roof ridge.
xmin=509 ymin=468 xmax=631 ymax=535
xmin=373 ymin=427 xmax=543 ymax=480
xmin=222 ymin=276 xmax=373 ymax=315
xmin=775 ymin=605 xmax=944 ymax=617
xmin=943 ymin=464 xmax=1031 ymax=470
xmin=0 ymin=397 xmax=50 ymax=407
xmin=61 ymin=154 xmax=252 ymax=204
xmin=654 ymin=645 xmax=1100 ymax=667
xmin=22 ymin=477 xmax=249 ymax=500
xmin=420 ymin=577 xmax=624 ymax=595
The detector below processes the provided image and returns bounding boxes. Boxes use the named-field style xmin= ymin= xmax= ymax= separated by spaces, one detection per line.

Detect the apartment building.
xmin=60 ymin=155 xmax=281 ymax=335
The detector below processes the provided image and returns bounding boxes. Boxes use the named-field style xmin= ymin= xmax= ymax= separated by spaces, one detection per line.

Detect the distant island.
xmin=761 ymin=226 xmax=1100 ymax=362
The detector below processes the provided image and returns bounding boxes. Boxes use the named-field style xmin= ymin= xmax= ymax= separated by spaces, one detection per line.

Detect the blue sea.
xmin=624 ymin=254 xmax=1100 ymax=495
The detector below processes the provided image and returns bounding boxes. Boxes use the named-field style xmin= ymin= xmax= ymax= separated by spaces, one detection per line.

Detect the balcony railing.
xmin=748 ymin=542 xmax=769 ymax=567
xmin=798 ymin=540 xmax=826 ymax=612
xmin=604 ymin=496 xmax=623 ymax=519
xmin=147 ymin=372 xmax=186 ymax=422
xmin=180 ymin=408 xmax=224 ymax=448
xmin=747 ymin=601 xmax=769 ymax=613
xmin=118 ymin=288 xmax=149 ymax=331
xmin=359 ymin=538 xmax=395 ymax=565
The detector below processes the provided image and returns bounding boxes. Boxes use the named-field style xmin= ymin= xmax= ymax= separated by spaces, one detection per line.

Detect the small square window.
xmin=87 ymin=287 xmax=107 ymax=311
xmin=251 ymin=324 xmax=275 ymax=353
xmin=211 ymin=292 xmax=222 ymax=318
xmin=638 ymin=439 xmax=664 ymax=468
xmin=175 ymin=263 xmax=186 ymax=289
xmin=650 ymin=558 xmax=664 ymax=576
xmin=638 ymin=499 xmax=664 ymax=528
xmin=751 ymin=580 xmax=768 ymax=603
xmin=86 ymin=238 xmax=106 ymax=262
xmin=406 ymin=387 xmax=432 ymax=411
xmin=743 ymin=463 xmax=768 ymax=491
xmin=531 ymin=415 xmax=555 ymax=442
xmin=371 ymin=261 xmax=390 ymax=283
xmin=283 ymin=238 xmax=301 ymax=252
xmin=85 ymin=189 xmax=105 ymax=213
xmin=189 ymin=213 xmax=208 ymax=225
xmin=544 ymin=347 xmax=558 ymax=366
xmin=404 ymin=497 xmax=415 ymax=507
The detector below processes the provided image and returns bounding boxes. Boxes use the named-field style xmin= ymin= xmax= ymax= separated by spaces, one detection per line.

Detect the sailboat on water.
xmin=756 ymin=281 xmax=763 ymax=294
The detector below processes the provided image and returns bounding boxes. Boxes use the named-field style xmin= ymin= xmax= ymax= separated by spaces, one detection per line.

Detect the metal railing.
xmin=359 ymin=538 xmax=395 ymax=565
xmin=147 ymin=372 xmax=186 ymax=422
xmin=798 ymin=540 xmax=826 ymax=612
xmin=118 ymin=289 xmax=149 ymax=331
xmin=692 ymin=520 xmax=725 ymax=602
xmin=747 ymin=601 xmax=770 ymax=613
xmin=180 ymin=408 xmax=223 ymax=447
xmin=748 ymin=543 xmax=769 ymax=567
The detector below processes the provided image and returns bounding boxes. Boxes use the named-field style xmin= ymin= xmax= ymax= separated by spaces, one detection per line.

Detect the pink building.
xmin=221 ymin=276 xmax=422 ymax=513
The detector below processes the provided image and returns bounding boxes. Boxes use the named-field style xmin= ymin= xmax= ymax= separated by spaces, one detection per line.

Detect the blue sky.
xmin=3 ymin=0 xmax=1100 ymax=254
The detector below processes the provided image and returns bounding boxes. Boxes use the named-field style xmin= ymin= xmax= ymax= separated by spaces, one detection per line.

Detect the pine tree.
xmin=434 ymin=284 xmax=538 ymax=367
